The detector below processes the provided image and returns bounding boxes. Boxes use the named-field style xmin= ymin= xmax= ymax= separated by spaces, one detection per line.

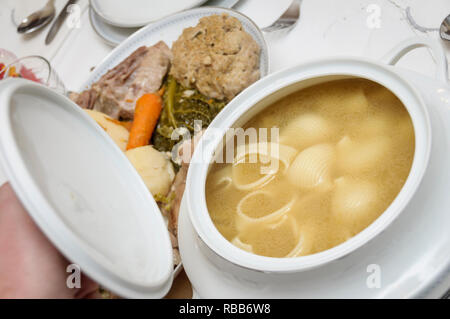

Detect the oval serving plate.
xmin=81 ymin=7 xmax=268 ymax=278
xmin=81 ymin=7 xmax=269 ymax=90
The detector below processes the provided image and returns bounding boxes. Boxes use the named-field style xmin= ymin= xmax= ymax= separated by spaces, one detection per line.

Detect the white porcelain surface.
xmin=0 ymin=79 xmax=174 ymax=299
xmin=204 ymin=0 xmax=240 ymax=8
xmin=89 ymin=0 xmax=242 ymax=47
xmin=179 ymin=40 xmax=450 ymax=298
xmin=89 ymin=7 xmax=140 ymax=47
xmin=82 ymin=7 xmax=269 ymax=89
xmin=90 ymin=0 xmax=208 ymax=27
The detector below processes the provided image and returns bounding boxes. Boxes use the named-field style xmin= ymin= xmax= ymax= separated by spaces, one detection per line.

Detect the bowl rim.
xmin=185 ymin=57 xmax=432 ymax=273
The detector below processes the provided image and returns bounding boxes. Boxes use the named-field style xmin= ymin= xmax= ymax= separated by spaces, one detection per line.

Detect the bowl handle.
xmin=381 ymin=37 xmax=448 ymax=84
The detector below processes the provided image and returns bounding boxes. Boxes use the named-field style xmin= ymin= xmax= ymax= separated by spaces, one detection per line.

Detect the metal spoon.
xmin=406 ymin=7 xmax=450 ymax=41
xmin=440 ymin=14 xmax=450 ymax=41
xmin=17 ymin=0 xmax=56 ymax=34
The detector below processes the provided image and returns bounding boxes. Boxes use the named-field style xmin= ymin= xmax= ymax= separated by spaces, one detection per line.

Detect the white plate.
xmin=82 ymin=7 xmax=269 ymax=88
xmin=89 ymin=7 xmax=140 ymax=47
xmin=89 ymin=0 xmax=242 ymax=47
xmin=90 ymin=0 xmax=208 ymax=28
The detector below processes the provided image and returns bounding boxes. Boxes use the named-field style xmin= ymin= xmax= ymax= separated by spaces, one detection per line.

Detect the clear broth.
xmin=206 ymin=79 xmax=415 ymax=258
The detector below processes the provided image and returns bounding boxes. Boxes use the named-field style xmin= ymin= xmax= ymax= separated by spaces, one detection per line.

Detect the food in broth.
xmin=206 ymin=79 xmax=415 ymax=258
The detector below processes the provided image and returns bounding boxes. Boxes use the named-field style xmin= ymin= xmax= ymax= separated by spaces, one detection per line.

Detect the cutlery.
xmin=203 ymin=0 xmax=240 ymax=8
xmin=17 ymin=0 xmax=55 ymax=34
xmin=440 ymin=14 xmax=450 ymax=41
xmin=261 ymin=0 xmax=300 ymax=33
xmin=45 ymin=0 xmax=79 ymax=45
xmin=406 ymin=7 xmax=450 ymax=42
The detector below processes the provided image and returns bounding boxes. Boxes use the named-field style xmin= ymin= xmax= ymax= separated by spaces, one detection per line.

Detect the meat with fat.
xmin=71 ymin=41 xmax=172 ymax=120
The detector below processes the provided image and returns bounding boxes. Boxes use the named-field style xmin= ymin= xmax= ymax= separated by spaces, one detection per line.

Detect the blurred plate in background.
xmin=90 ymin=0 xmax=242 ymax=46
xmin=90 ymin=0 xmax=208 ymax=28
xmin=89 ymin=8 xmax=140 ymax=47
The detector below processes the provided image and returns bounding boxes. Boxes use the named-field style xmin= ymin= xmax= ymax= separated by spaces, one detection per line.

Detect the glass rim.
xmin=4 ymin=55 xmax=52 ymax=85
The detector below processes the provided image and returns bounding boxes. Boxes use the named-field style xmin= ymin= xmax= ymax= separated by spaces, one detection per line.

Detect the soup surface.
xmin=206 ymin=79 xmax=415 ymax=258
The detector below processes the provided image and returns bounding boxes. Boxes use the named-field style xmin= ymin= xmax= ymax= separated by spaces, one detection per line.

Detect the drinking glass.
xmin=3 ymin=55 xmax=66 ymax=95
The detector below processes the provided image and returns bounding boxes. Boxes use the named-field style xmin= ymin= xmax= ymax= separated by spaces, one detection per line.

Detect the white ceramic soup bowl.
xmin=184 ymin=47 xmax=432 ymax=274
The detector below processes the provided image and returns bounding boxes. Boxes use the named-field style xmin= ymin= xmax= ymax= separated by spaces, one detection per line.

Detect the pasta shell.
xmin=339 ymin=87 xmax=369 ymax=115
xmin=207 ymin=165 xmax=233 ymax=191
xmin=287 ymin=144 xmax=336 ymax=191
xmin=331 ymin=177 xmax=378 ymax=227
xmin=337 ymin=136 xmax=390 ymax=174
xmin=280 ymin=113 xmax=333 ymax=150
xmin=232 ymin=142 xmax=298 ymax=190
xmin=285 ymin=223 xmax=317 ymax=258
xmin=235 ymin=190 xmax=296 ymax=233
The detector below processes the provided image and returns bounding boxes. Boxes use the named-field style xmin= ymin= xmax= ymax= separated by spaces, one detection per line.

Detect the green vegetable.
xmin=152 ymin=75 xmax=226 ymax=153
xmin=153 ymin=192 xmax=175 ymax=213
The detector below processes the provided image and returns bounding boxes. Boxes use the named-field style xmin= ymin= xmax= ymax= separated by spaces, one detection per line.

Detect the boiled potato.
xmin=126 ymin=146 xmax=175 ymax=196
xmin=85 ymin=110 xmax=129 ymax=151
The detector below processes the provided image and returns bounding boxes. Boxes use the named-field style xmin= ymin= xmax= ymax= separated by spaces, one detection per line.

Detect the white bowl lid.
xmin=0 ymin=79 xmax=173 ymax=298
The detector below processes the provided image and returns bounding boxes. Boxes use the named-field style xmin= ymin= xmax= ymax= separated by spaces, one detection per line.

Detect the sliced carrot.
xmin=126 ymin=93 xmax=162 ymax=150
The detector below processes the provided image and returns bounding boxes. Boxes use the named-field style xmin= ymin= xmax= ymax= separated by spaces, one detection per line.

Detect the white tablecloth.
xmin=1 ymin=0 xmax=450 ymax=185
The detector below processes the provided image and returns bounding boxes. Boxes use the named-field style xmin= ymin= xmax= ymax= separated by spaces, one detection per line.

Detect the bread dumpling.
xmin=331 ymin=177 xmax=378 ymax=229
xmin=337 ymin=136 xmax=390 ymax=174
xmin=287 ymin=144 xmax=336 ymax=191
xmin=279 ymin=113 xmax=333 ymax=150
